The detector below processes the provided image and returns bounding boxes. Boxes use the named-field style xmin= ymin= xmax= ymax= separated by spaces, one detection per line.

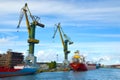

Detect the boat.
xmin=0 ymin=50 xmax=37 ymax=78
xmin=86 ymin=60 xmax=101 ymax=70
xmin=70 ymin=50 xmax=88 ymax=71
xmin=0 ymin=66 xmax=37 ymax=77
xmin=87 ymin=63 xmax=97 ymax=70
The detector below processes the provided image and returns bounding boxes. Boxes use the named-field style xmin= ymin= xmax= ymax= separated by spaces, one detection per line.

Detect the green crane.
xmin=17 ymin=3 xmax=45 ymax=65
xmin=52 ymin=23 xmax=73 ymax=65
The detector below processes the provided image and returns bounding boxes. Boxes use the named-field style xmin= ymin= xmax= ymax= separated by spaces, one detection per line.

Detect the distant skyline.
xmin=0 ymin=0 xmax=120 ymax=65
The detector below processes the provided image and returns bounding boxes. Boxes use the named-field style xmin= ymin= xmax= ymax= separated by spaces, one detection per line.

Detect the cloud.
xmin=85 ymin=54 xmax=120 ymax=65
xmin=68 ymin=41 xmax=120 ymax=64
xmin=0 ymin=35 xmax=119 ymax=65
xmin=0 ymin=1 xmax=24 ymax=14
xmin=0 ymin=0 xmax=120 ymax=27
xmin=0 ymin=35 xmax=27 ymax=49
xmin=77 ymin=33 xmax=120 ymax=38
xmin=114 ymin=60 xmax=120 ymax=64
xmin=0 ymin=1 xmax=78 ymax=16
xmin=0 ymin=50 xmax=2 ymax=53
xmin=33 ymin=41 xmax=120 ymax=64
xmin=0 ymin=29 xmax=27 ymax=32
xmin=36 ymin=49 xmax=63 ymax=62
xmin=101 ymin=56 xmax=111 ymax=61
xmin=0 ymin=36 xmax=18 ymax=42
xmin=100 ymin=55 xmax=120 ymax=65
xmin=72 ymin=42 xmax=120 ymax=50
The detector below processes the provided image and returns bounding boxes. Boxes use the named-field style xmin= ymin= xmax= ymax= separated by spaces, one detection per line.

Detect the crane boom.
xmin=17 ymin=3 xmax=44 ymax=35
xmin=58 ymin=24 xmax=65 ymax=48
xmin=53 ymin=23 xmax=65 ymax=48
xmin=17 ymin=10 xmax=24 ymax=28
xmin=23 ymin=7 xmax=31 ymax=34
xmin=17 ymin=3 xmax=31 ymax=35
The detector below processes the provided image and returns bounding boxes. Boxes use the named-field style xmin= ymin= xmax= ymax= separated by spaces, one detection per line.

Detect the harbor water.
xmin=1 ymin=68 xmax=120 ymax=80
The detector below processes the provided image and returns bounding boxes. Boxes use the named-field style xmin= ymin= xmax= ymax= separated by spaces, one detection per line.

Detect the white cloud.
xmin=0 ymin=36 xmax=18 ymax=42
xmin=0 ymin=50 xmax=2 ymax=53
xmin=0 ymin=35 xmax=27 ymax=49
xmin=0 ymin=29 xmax=27 ymax=32
xmin=77 ymin=33 xmax=120 ymax=38
xmin=0 ymin=1 xmax=24 ymax=14
xmin=33 ymin=41 xmax=120 ymax=64
xmin=0 ymin=0 xmax=120 ymax=25
xmin=36 ymin=49 xmax=63 ymax=62
xmin=0 ymin=40 xmax=27 ymax=46
xmin=71 ymin=42 xmax=120 ymax=51
xmin=0 ymin=36 xmax=119 ymax=65
xmin=114 ymin=60 xmax=120 ymax=64
xmin=68 ymin=41 xmax=120 ymax=64
xmin=0 ymin=37 xmax=8 ymax=42
xmin=102 ymin=56 xmax=111 ymax=61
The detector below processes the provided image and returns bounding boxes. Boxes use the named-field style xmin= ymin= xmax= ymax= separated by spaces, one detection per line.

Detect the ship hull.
xmin=0 ymin=68 xmax=37 ymax=78
xmin=70 ymin=62 xmax=88 ymax=71
xmin=87 ymin=64 xmax=97 ymax=70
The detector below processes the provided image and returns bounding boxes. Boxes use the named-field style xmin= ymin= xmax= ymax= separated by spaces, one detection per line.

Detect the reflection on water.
xmin=1 ymin=68 xmax=120 ymax=80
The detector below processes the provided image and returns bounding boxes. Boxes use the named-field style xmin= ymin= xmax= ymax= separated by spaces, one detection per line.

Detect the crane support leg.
xmin=26 ymin=54 xmax=37 ymax=66
xmin=26 ymin=24 xmax=39 ymax=66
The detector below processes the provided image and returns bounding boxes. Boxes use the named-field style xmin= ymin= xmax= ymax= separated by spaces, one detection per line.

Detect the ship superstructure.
xmin=0 ymin=50 xmax=24 ymax=69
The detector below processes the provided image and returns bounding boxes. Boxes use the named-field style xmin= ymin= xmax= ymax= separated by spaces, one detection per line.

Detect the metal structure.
xmin=17 ymin=3 xmax=45 ymax=66
xmin=52 ymin=23 xmax=73 ymax=65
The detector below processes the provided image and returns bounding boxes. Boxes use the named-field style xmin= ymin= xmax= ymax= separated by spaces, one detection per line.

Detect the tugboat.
xmin=70 ymin=50 xmax=88 ymax=71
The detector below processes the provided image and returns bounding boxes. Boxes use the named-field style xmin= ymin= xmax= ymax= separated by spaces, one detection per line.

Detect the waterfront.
xmin=0 ymin=68 xmax=120 ymax=80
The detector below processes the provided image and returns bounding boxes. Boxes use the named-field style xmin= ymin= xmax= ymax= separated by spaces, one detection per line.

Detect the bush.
xmin=48 ymin=61 xmax=56 ymax=69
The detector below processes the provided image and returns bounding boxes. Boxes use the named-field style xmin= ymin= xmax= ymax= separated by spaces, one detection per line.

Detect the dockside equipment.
xmin=17 ymin=3 xmax=45 ymax=66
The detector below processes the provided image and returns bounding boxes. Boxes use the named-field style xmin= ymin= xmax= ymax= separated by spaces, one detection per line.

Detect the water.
xmin=1 ymin=68 xmax=120 ymax=80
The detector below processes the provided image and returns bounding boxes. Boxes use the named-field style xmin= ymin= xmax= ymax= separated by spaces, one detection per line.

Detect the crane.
xmin=17 ymin=3 xmax=45 ymax=66
xmin=52 ymin=23 xmax=73 ymax=65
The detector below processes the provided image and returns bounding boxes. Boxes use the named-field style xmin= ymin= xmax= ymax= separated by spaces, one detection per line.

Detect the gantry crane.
xmin=17 ymin=3 xmax=45 ymax=66
xmin=52 ymin=23 xmax=73 ymax=65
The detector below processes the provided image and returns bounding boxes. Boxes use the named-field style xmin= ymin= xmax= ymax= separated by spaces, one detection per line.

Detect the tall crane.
xmin=52 ymin=23 xmax=73 ymax=65
xmin=17 ymin=3 xmax=45 ymax=66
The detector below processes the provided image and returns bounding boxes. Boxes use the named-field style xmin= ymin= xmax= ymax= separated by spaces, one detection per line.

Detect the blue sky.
xmin=0 ymin=0 xmax=120 ymax=65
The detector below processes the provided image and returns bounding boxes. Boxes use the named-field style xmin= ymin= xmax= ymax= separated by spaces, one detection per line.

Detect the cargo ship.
xmin=0 ymin=50 xmax=37 ymax=77
xmin=70 ymin=50 xmax=88 ymax=71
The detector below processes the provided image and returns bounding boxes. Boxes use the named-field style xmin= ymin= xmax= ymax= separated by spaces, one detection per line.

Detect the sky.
xmin=0 ymin=0 xmax=120 ymax=65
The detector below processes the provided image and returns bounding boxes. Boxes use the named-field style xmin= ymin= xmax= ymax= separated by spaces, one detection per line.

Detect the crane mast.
xmin=17 ymin=3 xmax=45 ymax=66
xmin=53 ymin=23 xmax=73 ymax=63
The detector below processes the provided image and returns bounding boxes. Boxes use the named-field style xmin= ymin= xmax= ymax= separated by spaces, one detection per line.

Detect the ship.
xmin=86 ymin=62 xmax=98 ymax=70
xmin=70 ymin=50 xmax=88 ymax=71
xmin=0 ymin=50 xmax=37 ymax=78
xmin=70 ymin=50 xmax=98 ymax=71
